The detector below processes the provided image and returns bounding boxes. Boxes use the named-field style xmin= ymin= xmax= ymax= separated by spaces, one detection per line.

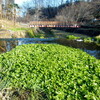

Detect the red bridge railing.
xmin=29 ymin=21 xmax=80 ymax=28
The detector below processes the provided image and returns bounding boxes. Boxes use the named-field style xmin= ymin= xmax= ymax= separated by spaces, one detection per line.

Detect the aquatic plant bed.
xmin=0 ymin=44 xmax=100 ymax=99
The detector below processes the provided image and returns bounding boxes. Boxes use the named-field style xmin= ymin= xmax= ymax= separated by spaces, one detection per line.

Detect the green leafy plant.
xmin=94 ymin=35 xmax=100 ymax=44
xmin=66 ymin=35 xmax=80 ymax=40
xmin=83 ymin=37 xmax=93 ymax=43
xmin=0 ymin=44 xmax=100 ymax=100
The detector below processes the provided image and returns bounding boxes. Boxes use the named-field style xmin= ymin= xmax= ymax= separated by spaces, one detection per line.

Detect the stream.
xmin=0 ymin=38 xmax=100 ymax=59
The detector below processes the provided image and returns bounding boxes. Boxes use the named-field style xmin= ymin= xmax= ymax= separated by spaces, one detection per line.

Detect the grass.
xmin=0 ymin=44 xmax=100 ymax=100
xmin=10 ymin=28 xmax=28 ymax=31
xmin=0 ymin=19 xmax=45 ymax=38
xmin=0 ymin=19 xmax=29 ymax=38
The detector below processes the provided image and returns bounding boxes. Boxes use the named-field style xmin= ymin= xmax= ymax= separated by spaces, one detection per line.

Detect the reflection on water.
xmin=0 ymin=38 xmax=100 ymax=59
xmin=0 ymin=38 xmax=56 ymax=52
xmin=56 ymin=39 xmax=100 ymax=59
xmin=84 ymin=49 xmax=100 ymax=59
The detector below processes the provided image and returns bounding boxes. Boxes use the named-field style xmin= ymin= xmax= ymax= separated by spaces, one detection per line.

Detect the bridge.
xmin=29 ymin=21 xmax=80 ymax=28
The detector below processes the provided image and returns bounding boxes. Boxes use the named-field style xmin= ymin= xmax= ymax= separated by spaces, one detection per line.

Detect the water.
xmin=0 ymin=38 xmax=100 ymax=59
xmin=56 ymin=39 xmax=100 ymax=59
xmin=0 ymin=38 xmax=56 ymax=52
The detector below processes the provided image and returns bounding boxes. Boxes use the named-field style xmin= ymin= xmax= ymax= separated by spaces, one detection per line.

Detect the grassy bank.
xmin=52 ymin=29 xmax=100 ymax=44
xmin=0 ymin=19 xmax=27 ymax=38
xmin=0 ymin=19 xmax=22 ymax=30
xmin=0 ymin=44 xmax=100 ymax=100
xmin=66 ymin=34 xmax=100 ymax=44
xmin=0 ymin=19 xmax=49 ymax=38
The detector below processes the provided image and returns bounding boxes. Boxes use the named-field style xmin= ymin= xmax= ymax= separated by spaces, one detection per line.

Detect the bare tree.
xmin=0 ymin=0 xmax=3 ymax=19
xmin=56 ymin=1 xmax=94 ymax=25
xmin=90 ymin=0 xmax=100 ymax=19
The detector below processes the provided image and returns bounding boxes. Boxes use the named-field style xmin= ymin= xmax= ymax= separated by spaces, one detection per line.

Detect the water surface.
xmin=0 ymin=38 xmax=100 ymax=59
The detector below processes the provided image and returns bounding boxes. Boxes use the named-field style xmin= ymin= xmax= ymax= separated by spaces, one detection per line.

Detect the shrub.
xmin=26 ymin=28 xmax=35 ymax=38
xmin=0 ymin=44 xmax=100 ymax=100
xmin=26 ymin=28 xmax=45 ymax=38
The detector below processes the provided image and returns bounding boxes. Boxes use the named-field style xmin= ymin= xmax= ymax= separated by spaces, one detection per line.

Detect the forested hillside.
xmin=21 ymin=0 xmax=100 ymax=26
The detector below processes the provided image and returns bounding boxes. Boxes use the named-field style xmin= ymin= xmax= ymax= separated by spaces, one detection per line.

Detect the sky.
xmin=15 ymin=0 xmax=28 ymax=5
xmin=15 ymin=0 xmax=67 ymax=6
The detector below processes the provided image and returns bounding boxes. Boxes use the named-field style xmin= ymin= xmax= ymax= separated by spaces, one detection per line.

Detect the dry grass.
xmin=0 ymin=30 xmax=12 ymax=38
xmin=0 ymin=19 xmax=22 ymax=30
xmin=0 ymin=19 xmax=29 ymax=38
